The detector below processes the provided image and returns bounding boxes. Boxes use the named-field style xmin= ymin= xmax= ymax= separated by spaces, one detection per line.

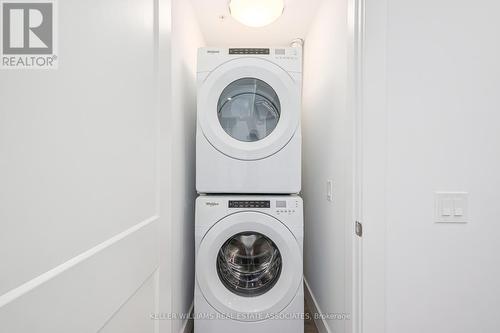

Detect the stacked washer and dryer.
xmin=195 ymin=47 xmax=304 ymax=333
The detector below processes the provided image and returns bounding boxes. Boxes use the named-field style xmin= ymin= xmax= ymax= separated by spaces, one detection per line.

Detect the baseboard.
xmin=304 ymin=278 xmax=331 ymax=333
xmin=180 ymin=302 xmax=194 ymax=333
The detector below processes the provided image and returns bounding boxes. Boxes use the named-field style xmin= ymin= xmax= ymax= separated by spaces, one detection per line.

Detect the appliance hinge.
xmin=355 ymin=221 xmax=363 ymax=237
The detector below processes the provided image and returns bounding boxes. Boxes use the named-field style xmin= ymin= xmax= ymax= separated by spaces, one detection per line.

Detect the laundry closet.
xmin=3 ymin=0 xmax=500 ymax=332
xmin=168 ymin=1 xmax=357 ymax=333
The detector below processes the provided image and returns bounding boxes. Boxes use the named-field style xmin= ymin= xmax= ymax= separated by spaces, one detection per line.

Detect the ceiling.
xmin=190 ymin=0 xmax=323 ymax=47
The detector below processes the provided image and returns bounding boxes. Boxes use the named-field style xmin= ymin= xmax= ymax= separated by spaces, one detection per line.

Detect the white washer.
xmin=195 ymin=195 xmax=304 ymax=333
xmin=196 ymin=47 xmax=302 ymax=194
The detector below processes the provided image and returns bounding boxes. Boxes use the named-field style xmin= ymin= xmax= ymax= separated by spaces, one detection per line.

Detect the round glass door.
xmin=217 ymin=78 xmax=281 ymax=142
xmin=217 ymin=232 xmax=282 ymax=297
xmin=196 ymin=211 xmax=303 ymax=320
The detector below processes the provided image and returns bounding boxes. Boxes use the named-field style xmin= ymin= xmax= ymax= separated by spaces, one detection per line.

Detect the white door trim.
xmin=353 ymin=0 xmax=389 ymax=332
xmin=349 ymin=0 xmax=366 ymax=332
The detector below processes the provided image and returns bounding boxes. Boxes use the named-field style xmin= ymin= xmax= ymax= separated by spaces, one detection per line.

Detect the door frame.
xmin=350 ymin=0 xmax=389 ymax=332
xmin=349 ymin=0 xmax=365 ymax=331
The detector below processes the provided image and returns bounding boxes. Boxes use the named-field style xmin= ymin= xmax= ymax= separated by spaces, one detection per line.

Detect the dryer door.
xmin=198 ymin=57 xmax=300 ymax=161
xmin=217 ymin=78 xmax=281 ymax=143
xmin=196 ymin=212 xmax=302 ymax=322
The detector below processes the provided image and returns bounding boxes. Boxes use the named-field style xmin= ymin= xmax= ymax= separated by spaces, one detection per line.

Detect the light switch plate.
xmin=326 ymin=180 xmax=333 ymax=202
xmin=435 ymin=192 xmax=469 ymax=223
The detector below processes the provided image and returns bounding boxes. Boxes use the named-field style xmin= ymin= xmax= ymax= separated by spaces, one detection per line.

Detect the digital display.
xmin=229 ymin=48 xmax=270 ymax=55
xmin=229 ymin=200 xmax=271 ymax=208
xmin=276 ymin=200 xmax=287 ymax=208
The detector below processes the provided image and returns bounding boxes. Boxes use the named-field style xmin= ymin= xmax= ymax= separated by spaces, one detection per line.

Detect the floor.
xmin=304 ymin=297 xmax=319 ymax=333
xmin=188 ymin=297 xmax=319 ymax=333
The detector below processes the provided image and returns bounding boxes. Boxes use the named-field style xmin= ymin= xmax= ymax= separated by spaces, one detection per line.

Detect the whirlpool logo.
xmin=1 ymin=0 xmax=58 ymax=69
xmin=205 ymin=202 xmax=220 ymax=207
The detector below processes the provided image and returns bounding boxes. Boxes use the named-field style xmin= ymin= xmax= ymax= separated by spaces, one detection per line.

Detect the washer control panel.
xmin=275 ymin=199 xmax=299 ymax=215
xmin=227 ymin=198 xmax=300 ymax=215
xmin=229 ymin=200 xmax=270 ymax=208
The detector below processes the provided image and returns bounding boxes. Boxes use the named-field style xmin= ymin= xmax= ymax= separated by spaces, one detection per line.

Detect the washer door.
xmin=196 ymin=212 xmax=302 ymax=322
xmin=198 ymin=58 xmax=300 ymax=161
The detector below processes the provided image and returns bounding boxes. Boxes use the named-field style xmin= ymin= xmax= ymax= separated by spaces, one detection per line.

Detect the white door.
xmin=197 ymin=58 xmax=300 ymax=160
xmin=0 ymin=0 xmax=163 ymax=332
xmin=196 ymin=212 xmax=302 ymax=321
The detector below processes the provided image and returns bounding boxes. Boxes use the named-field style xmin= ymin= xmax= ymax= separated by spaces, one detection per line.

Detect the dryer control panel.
xmin=197 ymin=47 xmax=302 ymax=73
xmin=229 ymin=48 xmax=270 ymax=55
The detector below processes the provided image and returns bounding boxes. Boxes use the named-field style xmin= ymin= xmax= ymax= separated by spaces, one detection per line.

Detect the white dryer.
xmin=195 ymin=195 xmax=304 ymax=333
xmin=196 ymin=47 xmax=302 ymax=194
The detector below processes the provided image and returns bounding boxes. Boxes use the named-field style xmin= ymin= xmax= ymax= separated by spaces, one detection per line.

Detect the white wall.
xmin=169 ymin=0 xmax=205 ymax=332
xmin=302 ymin=0 xmax=354 ymax=332
xmin=362 ymin=0 xmax=500 ymax=332
xmin=0 ymin=0 xmax=162 ymax=331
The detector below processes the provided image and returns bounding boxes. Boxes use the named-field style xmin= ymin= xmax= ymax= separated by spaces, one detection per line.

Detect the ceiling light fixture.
xmin=229 ymin=0 xmax=285 ymax=28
